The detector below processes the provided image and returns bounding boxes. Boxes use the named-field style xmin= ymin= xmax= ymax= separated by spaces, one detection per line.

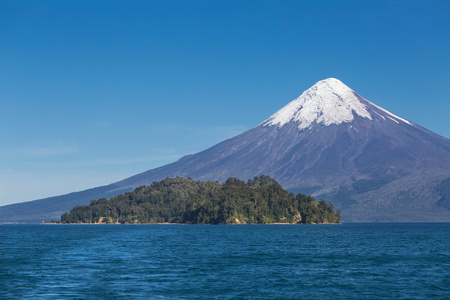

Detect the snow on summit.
xmin=263 ymin=78 xmax=411 ymax=130
xmin=263 ymin=78 xmax=372 ymax=130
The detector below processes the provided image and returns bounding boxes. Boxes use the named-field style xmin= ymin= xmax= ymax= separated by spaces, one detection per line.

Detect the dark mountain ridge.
xmin=1 ymin=78 xmax=449 ymax=222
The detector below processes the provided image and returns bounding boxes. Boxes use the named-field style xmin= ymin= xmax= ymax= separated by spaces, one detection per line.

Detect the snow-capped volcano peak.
xmin=263 ymin=78 xmax=412 ymax=130
xmin=263 ymin=78 xmax=372 ymax=130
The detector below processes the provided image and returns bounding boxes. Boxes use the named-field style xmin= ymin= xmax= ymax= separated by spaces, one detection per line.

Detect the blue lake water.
xmin=1 ymin=223 xmax=449 ymax=299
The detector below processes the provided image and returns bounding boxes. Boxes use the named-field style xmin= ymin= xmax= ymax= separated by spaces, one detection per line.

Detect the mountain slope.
xmin=1 ymin=78 xmax=450 ymax=222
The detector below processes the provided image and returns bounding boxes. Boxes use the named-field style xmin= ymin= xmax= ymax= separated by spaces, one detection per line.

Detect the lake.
xmin=1 ymin=223 xmax=449 ymax=299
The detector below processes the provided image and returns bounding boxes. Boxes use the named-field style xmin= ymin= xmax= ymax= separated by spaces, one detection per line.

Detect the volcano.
xmin=2 ymin=78 xmax=450 ymax=222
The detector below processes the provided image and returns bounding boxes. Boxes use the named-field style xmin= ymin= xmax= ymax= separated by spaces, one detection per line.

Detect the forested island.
xmin=58 ymin=176 xmax=340 ymax=224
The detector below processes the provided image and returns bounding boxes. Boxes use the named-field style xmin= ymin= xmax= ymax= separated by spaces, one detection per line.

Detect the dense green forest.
xmin=58 ymin=176 xmax=340 ymax=224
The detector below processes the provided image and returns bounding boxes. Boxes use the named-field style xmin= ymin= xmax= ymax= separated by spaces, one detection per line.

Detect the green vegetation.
xmin=59 ymin=176 xmax=340 ymax=224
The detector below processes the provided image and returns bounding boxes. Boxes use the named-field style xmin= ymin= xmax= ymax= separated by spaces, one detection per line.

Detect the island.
xmin=57 ymin=175 xmax=341 ymax=224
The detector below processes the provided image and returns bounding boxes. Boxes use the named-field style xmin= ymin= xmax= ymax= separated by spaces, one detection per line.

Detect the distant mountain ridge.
xmin=1 ymin=78 xmax=450 ymax=222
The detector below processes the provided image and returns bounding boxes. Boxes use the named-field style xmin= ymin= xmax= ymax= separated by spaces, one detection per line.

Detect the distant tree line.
xmin=59 ymin=175 xmax=340 ymax=224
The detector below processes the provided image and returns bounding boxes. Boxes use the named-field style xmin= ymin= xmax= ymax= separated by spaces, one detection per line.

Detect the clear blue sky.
xmin=1 ymin=0 xmax=449 ymax=206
